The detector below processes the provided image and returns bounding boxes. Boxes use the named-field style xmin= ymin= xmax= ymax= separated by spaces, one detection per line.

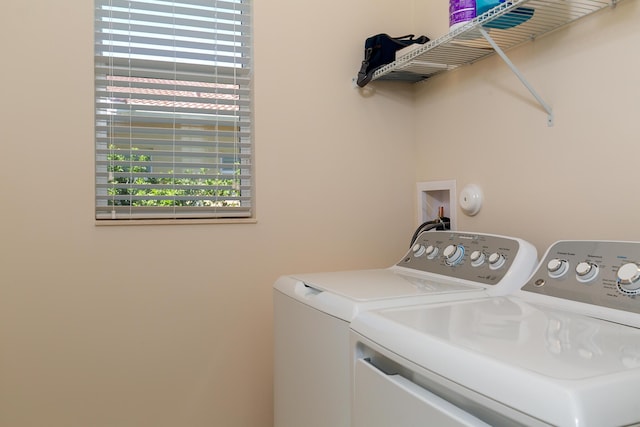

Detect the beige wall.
xmin=2 ymin=1 xmax=638 ymax=426
xmin=413 ymin=1 xmax=640 ymax=251
xmin=0 ymin=1 xmax=416 ymax=427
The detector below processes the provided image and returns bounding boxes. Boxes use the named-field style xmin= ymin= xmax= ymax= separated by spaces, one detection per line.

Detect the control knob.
xmin=617 ymin=263 xmax=640 ymax=295
xmin=488 ymin=252 xmax=506 ymax=270
xmin=575 ymin=261 xmax=599 ymax=283
xmin=443 ymin=244 xmax=464 ymax=266
xmin=412 ymin=244 xmax=426 ymax=258
xmin=547 ymin=258 xmax=568 ymax=278
xmin=425 ymin=245 xmax=439 ymax=259
xmin=470 ymin=250 xmax=485 ymax=267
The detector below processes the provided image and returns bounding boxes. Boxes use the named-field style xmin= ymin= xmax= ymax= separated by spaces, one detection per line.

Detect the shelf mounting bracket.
xmin=479 ymin=28 xmax=554 ymax=127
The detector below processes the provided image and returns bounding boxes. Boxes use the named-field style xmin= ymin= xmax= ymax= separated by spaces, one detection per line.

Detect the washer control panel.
xmin=522 ymin=240 xmax=640 ymax=314
xmin=398 ymin=231 xmax=533 ymax=286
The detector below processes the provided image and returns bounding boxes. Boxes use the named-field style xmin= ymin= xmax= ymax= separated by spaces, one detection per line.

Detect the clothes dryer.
xmin=351 ymin=240 xmax=640 ymax=426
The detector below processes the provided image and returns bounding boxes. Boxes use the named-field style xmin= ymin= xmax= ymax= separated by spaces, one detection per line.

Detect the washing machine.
xmin=351 ymin=240 xmax=640 ymax=427
xmin=273 ymin=230 xmax=538 ymax=427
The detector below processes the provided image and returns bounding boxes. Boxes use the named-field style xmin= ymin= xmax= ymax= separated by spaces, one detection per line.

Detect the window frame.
xmin=94 ymin=0 xmax=254 ymax=223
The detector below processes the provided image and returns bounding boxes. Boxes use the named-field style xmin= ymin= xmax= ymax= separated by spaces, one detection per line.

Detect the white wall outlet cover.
xmin=459 ymin=184 xmax=483 ymax=216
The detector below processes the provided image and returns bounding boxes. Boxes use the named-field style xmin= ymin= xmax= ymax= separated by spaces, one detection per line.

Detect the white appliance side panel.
xmin=353 ymin=359 xmax=489 ymax=427
xmin=273 ymin=290 xmax=350 ymax=427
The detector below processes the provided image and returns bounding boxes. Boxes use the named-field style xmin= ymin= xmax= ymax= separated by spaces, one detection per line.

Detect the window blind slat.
xmin=96 ymin=48 xmax=249 ymax=67
xmin=95 ymin=208 xmax=251 ymax=220
xmin=95 ymin=174 xmax=252 ymax=183
xmin=97 ymin=33 xmax=252 ymax=58
xmin=96 ymin=18 xmax=251 ymax=39
xmin=95 ymin=7 xmax=251 ymax=23
xmin=95 ymin=57 xmax=251 ymax=81
xmin=95 ymin=0 xmax=252 ymax=220
xmin=96 ymin=159 xmax=252 ymax=170
xmin=95 ymin=130 xmax=252 ymax=143
xmin=95 ymin=89 xmax=252 ymax=107
xmin=95 ymin=130 xmax=252 ymax=142
xmin=96 ymin=0 xmax=251 ymax=16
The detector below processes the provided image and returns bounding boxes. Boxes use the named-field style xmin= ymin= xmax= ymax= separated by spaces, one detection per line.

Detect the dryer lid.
xmin=352 ymin=296 xmax=640 ymax=426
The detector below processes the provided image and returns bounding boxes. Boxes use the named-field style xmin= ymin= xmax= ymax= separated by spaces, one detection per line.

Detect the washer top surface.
xmin=274 ymin=231 xmax=538 ymax=321
xmin=274 ymin=270 xmax=484 ymax=322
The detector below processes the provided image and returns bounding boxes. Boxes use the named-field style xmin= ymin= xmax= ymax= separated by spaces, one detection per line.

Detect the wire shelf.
xmin=372 ymin=0 xmax=618 ymax=82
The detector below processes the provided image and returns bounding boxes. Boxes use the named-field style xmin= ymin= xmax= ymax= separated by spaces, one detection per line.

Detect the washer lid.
xmin=292 ymin=269 xmax=480 ymax=301
xmin=352 ymin=296 xmax=640 ymax=426
xmin=275 ymin=269 xmax=486 ymax=323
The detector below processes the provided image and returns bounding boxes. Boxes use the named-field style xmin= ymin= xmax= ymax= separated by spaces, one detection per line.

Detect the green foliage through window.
xmin=107 ymin=146 xmax=241 ymax=208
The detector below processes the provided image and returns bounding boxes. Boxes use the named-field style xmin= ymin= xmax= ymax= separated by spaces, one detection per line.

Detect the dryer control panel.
xmin=522 ymin=240 xmax=640 ymax=315
xmin=397 ymin=231 xmax=536 ymax=287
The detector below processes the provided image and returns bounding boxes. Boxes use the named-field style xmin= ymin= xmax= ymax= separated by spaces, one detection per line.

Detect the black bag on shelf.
xmin=356 ymin=33 xmax=429 ymax=88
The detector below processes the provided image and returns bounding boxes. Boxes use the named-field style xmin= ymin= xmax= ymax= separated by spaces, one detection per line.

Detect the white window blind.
xmin=94 ymin=0 xmax=252 ymax=220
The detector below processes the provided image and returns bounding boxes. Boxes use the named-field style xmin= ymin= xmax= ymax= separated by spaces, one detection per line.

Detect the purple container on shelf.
xmin=449 ymin=0 xmax=476 ymax=31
